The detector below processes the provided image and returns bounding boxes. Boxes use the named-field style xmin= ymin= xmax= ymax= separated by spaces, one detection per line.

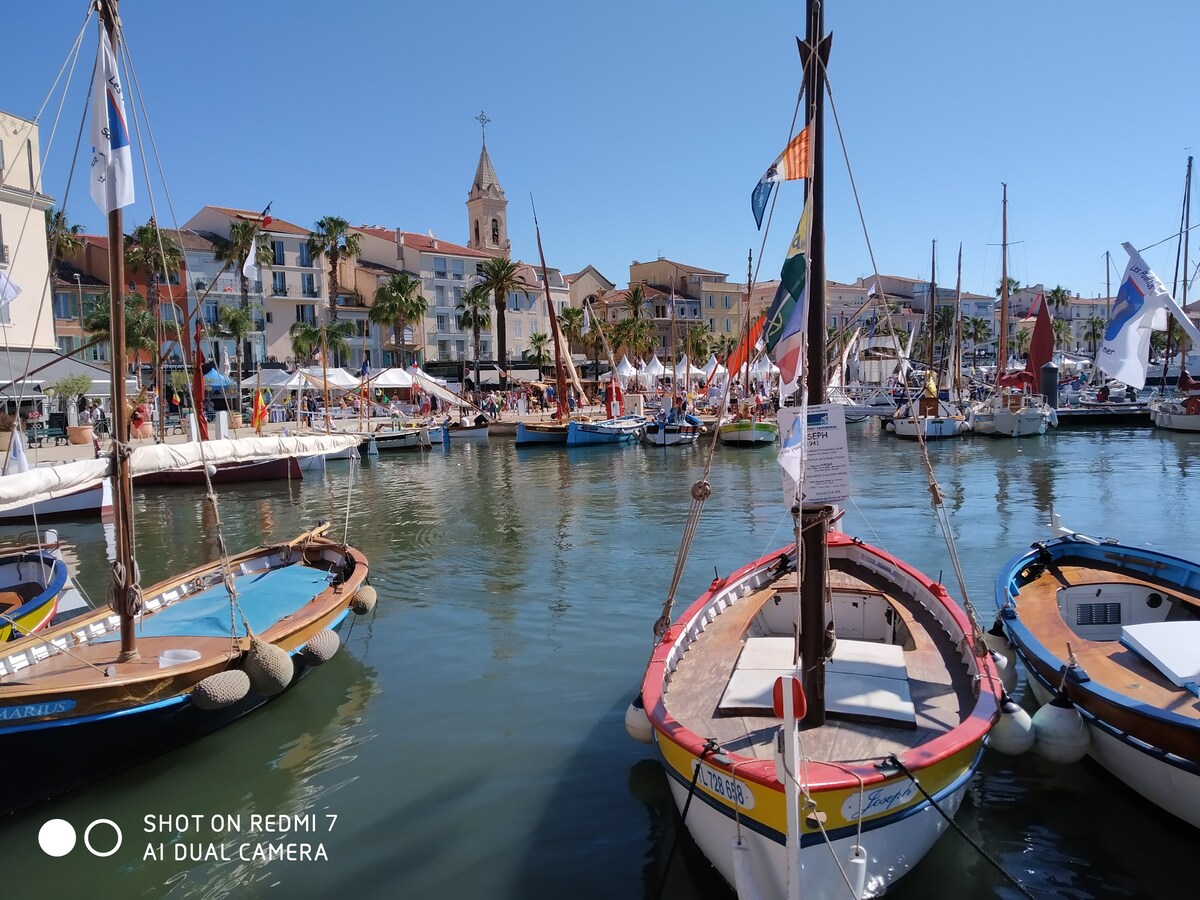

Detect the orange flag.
xmin=251 ymin=390 xmax=268 ymax=432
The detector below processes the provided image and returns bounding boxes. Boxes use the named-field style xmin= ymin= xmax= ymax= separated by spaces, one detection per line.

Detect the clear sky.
xmin=7 ymin=0 xmax=1200 ymax=302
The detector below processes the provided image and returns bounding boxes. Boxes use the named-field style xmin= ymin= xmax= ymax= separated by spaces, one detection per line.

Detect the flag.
xmin=726 ymin=313 xmax=765 ymax=376
xmin=751 ymin=125 xmax=811 ymax=229
xmin=0 ymin=271 xmax=21 ymax=306
xmin=242 ymin=232 xmax=260 ymax=281
xmin=251 ymin=389 xmax=268 ymax=432
xmin=172 ymin=390 xmax=181 ymax=406
xmin=1096 ymin=243 xmax=1171 ymax=389
xmin=192 ymin=321 xmax=209 ymax=441
xmin=2 ymin=428 xmax=29 ymax=476
xmin=89 ymin=27 xmax=134 ymax=215
xmin=763 ymin=195 xmax=812 ymax=391
xmin=359 ymin=357 xmax=369 ymax=379
xmin=668 ymin=287 xmax=676 ymax=319
xmin=581 ymin=302 xmax=591 ymax=336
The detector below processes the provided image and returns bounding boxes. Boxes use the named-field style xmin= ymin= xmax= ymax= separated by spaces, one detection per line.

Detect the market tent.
xmin=301 ymin=366 xmax=361 ymax=391
xmin=240 ymin=369 xmax=307 ymax=390
xmin=750 ymin=355 xmax=780 ymax=376
xmin=701 ymin=354 xmax=727 ymax=380
xmin=365 ymin=367 xmax=414 ymax=389
xmin=204 ymin=369 xmax=236 ymax=389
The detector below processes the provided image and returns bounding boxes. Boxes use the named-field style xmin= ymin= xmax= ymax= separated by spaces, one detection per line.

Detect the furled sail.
xmin=0 ymin=459 xmax=112 ymax=513
xmin=129 ymin=434 xmax=362 ymax=475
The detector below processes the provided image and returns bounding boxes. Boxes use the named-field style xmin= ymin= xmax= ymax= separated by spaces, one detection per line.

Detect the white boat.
xmin=970 ymin=187 xmax=1057 ymax=438
xmin=630 ymin=13 xmax=1001 ymax=896
xmin=0 ymin=430 xmax=112 ymax=522
xmin=642 ymin=418 xmax=703 ymax=447
xmin=886 ymin=395 xmax=969 ymax=440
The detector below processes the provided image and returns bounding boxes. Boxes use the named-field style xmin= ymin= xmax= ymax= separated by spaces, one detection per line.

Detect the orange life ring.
xmin=1184 ymin=396 xmax=1200 ymax=416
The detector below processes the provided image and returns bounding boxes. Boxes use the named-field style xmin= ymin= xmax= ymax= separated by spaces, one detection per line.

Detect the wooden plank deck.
xmin=664 ymin=559 xmax=973 ymax=763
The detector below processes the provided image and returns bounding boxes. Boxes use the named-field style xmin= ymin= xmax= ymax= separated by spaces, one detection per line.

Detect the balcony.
xmin=302 ymin=289 xmax=320 ymax=299
xmin=272 ymin=285 xmax=289 ymax=297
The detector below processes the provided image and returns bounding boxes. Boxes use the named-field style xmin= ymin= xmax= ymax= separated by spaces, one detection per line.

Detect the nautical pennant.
xmin=763 ymin=195 xmax=812 ymax=391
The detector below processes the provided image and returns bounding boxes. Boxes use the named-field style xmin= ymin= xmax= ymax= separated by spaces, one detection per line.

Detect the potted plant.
xmin=0 ymin=411 xmax=13 ymax=451
xmin=49 ymin=373 xmax=97 ymax=444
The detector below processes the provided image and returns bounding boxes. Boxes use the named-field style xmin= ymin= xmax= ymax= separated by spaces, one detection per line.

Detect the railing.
xmin=302 ymin=289 xmax=320 ymax=298
xmin=0 ymin=244 xmax=8 ymax=265
xmin=273 ymin=285 xmax=289 ymax=297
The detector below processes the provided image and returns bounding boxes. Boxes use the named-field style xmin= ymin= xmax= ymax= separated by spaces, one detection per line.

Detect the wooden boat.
xmin=372 ymin=426 xmax=431 ymax=452
xmin=886 ymin=395 xmax=969 ymax=440
xmin=716 ymin=417 xmax=779 ymax=446
xmin=133 ymin=455 xmax=300 ymax=486
xmin=0 ymin=430 xmax=112 ymax=522
xmin=996 ymin=520 xmax=1200 ymax=828
xmin=631 ymin=9 xmax=1000 ymax=895
xmin=0 ymin=5 xmax=376 ymax=815
xmin=971 ymin=187 xmax=1057 ymax=438
xmin=566 ymin=416 xmax=644 ymax=446
xmin=514 ymin=421 xmax=568 ymax=446
xmin=0 ymin=539 xmax=76 ymax=642
xmin=642 ymin=419 xmax=703 ymax=447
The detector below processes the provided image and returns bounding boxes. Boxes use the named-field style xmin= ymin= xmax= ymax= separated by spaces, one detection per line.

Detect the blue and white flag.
xmin=1096 ymin=243 xmax=1171 ymax=389
xmin=242 ymin=232 xmax=260 ymax=281
xmin=3 ymin=428 xmax=30 ymax=476
xmin=580 ymin=302 xmax=591 ymax=336
xmin=89 ymin=27 xmax=134 ymax=215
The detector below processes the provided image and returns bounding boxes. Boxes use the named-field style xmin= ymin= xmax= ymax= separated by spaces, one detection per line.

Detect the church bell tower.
xmin=466 ymin=110 xmax=509 ymax=258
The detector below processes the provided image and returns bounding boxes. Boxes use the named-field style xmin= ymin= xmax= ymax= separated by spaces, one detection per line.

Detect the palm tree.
xmin=478 ymin=257 xmax=529 ymax=388
xmin=370 ymin=273 xmax=428 ymax=368
xmin=682 ymin=322 xmax=710 ymax=372
xmin=526 ymin=331 xmax=551 ymax=379
xmin=45 ymin=207 xmax=83 ymax=270
xmin=83 ymin=291 xmax=155 ymax=387
xmin=289 ymin=320 xmax=355 ymax=367
xmin=456 ymin=282 xmax=492 ymax=390
xmin=216 ymin=305 xmax=256 ymax=409
xmin=1052 ymin=317 xmax=1073 ymax=350
xmin=623 ymin=285 xmax=647 ymax=320
xmin=1012 ymin=327 xmax=1032 ymax=357
xmin=211 ymin=218 xmax=273 ymax=311
xmin=559 ymin=306 xmax=585 ymax=352
xmin=1046 ymin=285 xmax=1071 ymax=318
xmin=1083 ymin=315 xmax=1107 ymax=353
xmin=996 ymin=276 xmax=1021 ymax=297
xmin=962 ymin=316 xmax=991 ymax=365
xmin=307 ymin=216 xmax=361 ymax=321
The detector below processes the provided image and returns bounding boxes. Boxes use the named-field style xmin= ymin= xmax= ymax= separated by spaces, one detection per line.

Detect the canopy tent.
xmin=300 ymin=366 xmax=361 ymax=391
xmin=239 ymin=369 xmax=307 ymax=391
xmin=365 ymin=367 xmax=414 ymax=389
xmin=642 ymin=355 xmax=665 ymax=377
xmin=701 ymin=354 xmax=727 ymax=380
xmin=203 ymin=369 xmax=235 ymax=389
xmin=672 ymin=356 xmax=706 ymax=382
xmin=749 ymin=355 xmax=781 ymax=376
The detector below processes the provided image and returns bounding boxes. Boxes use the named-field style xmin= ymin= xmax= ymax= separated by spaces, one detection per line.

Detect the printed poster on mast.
xmin=778 ymin=403 xmax=850 ymax=505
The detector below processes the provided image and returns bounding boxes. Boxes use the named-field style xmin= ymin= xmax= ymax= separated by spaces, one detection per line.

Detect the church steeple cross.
xmin=476 ymin=110 xmax=491 ymax=145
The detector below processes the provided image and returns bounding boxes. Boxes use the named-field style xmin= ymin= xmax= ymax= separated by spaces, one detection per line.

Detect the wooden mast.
xmin=927 ymin=240 xmax=937 ymax=385
xmin=999 ymin=183 xmax=1009 ymax=377
xmin=798 ymin=0 xmax=830 ymax=729
xmin=532 ymin=203 xmax=569 ymax=422
xmin=954 ymin=243 xmax=964 ymax=402
xmin=100 ymin=0 xmax=139 ymax=662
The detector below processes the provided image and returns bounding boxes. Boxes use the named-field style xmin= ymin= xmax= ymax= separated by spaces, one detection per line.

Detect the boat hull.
xmin=642 ymin=422 xmax=701 ymax=446
xmin=133 ymin=456 xmax=301 ymax=486
xmin=717 ymin=420 xmax=778 ymax=446
xmin=514 ymin=422 xmax=568 ymax=446
xmin=1150 ymin=401 xmax=1200 ymax=432
xmin=643 ymin=535 xmax=1000 ymax=896
xmin=0 ymin=479 xmax=112 ymax=523
xmin=998 ymin=536 xmax=1200 ymax=829
xmin=373 ymin=428 xmax=432 ymax=451
xmin=566 ymin=418 xmax=642 ymax=446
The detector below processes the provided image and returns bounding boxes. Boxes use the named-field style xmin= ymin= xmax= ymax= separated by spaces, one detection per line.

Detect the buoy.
xmin=846 ymin=844 xmax=868 ymax=899
xmin=299 ymin=629 xmax=339 ymax=666
xmin=191 ymin=669 xmax=251 ymax=710
xmin=988 ymin=693 xmax=1036 ymax=755
xmin=244 ymin=637 xmax=294 ymax=696
xmin=351 ymin=584 xmax=377 ymax=615
xmin=624 ymin=692 xmax=653 ymax=744
xmin=991 ymin=649 xmax=1018 ymax=694
xmin=205 ymin=463 xmax=217 ymax=477
xmin=1031 ymin=693 xmax=1090 ymax=763
xmin=885 ymin=420 xmax=895 ymax=432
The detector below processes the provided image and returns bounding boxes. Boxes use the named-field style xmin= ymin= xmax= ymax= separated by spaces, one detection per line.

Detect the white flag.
xmin=89 ymin=28 xmax=135 ymax=215
xmin=1096 ymin=243 xmax=1170 ymax=389
xmin=242 ymin=232 xmax=260 ymax=281
xmin=581 ymin=303 xmax=591 ymax=336
xmin=0 ymin=271 xmax=21 ymax=306
xmin=3 ymin=428 xmax=30 ymax=476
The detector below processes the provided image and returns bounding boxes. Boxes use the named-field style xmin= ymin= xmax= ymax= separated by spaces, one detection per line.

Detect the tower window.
xmin=491 ymin=219 xmax=499 ymax=244
xmin=474 ymin=220 xmax=480 ymax=245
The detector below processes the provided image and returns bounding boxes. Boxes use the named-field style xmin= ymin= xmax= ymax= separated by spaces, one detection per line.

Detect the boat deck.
xmin=1015 ymin=561 xmax=1200 ymax=721
xmin=664 ymin=561 xmax=974 ymax=764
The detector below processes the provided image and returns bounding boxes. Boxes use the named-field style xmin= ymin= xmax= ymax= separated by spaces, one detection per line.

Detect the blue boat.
xmin=515 ymin=422 xmax=569 ymax=446
xmin=565 ymin=416 xmax=645 ymax=446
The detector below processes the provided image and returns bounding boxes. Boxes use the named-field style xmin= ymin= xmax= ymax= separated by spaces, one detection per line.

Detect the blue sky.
xmin=7 ymin=1 xmax=1200 ymax=301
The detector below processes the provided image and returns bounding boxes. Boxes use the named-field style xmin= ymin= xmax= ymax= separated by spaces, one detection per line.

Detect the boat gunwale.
xmin=643 ymin=530 xmax=1000 ymax=793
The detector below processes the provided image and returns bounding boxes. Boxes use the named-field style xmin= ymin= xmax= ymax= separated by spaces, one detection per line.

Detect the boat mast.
xmin=1163 ymin=156 xmax=1192 ymax=388
xmin=798 ymin=0 xmax=830 ymax=729
xmin=532 ymin=203 xmax=569 ymax=422
xmin=954 ymin=244 xmax=964 ymax=401
xmin=744 ymin=249 xmax=753 ymax=400
xmin=927 ymin=240 xmax=937 ymax=383
xmin=100 ymin=0 xmax=139 ymax=662
xmin=999 ymin=183 xmax=1008 ymax=377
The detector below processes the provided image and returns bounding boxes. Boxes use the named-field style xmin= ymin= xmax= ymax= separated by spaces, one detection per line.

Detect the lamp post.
xmin=73 ymin=273 xmax=84 ymax=343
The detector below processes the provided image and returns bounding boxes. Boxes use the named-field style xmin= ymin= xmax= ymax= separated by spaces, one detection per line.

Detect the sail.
xmin=726 ymin=313 xmax=765 ymax=376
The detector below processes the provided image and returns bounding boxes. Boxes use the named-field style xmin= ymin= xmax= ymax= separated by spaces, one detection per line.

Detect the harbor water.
xmin=0 ymin=422 xmax=1194 ymax=898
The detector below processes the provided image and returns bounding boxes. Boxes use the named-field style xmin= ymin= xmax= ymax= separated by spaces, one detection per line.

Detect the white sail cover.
xmin=129 ymin=434 xmax=362 ymax=476
xmin=0 ymin=458 xmax=112 ymax=513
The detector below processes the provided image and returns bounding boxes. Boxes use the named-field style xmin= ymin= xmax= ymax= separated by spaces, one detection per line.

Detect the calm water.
xmin=1 ymin=423 xmax=1196 ymax=898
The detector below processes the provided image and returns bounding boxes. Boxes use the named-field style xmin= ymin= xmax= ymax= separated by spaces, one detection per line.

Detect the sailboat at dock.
xmin=0 ymin=1 xmax=375 ymax=815
xmin=629 ymin=5 xmax=1000 ymax=896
